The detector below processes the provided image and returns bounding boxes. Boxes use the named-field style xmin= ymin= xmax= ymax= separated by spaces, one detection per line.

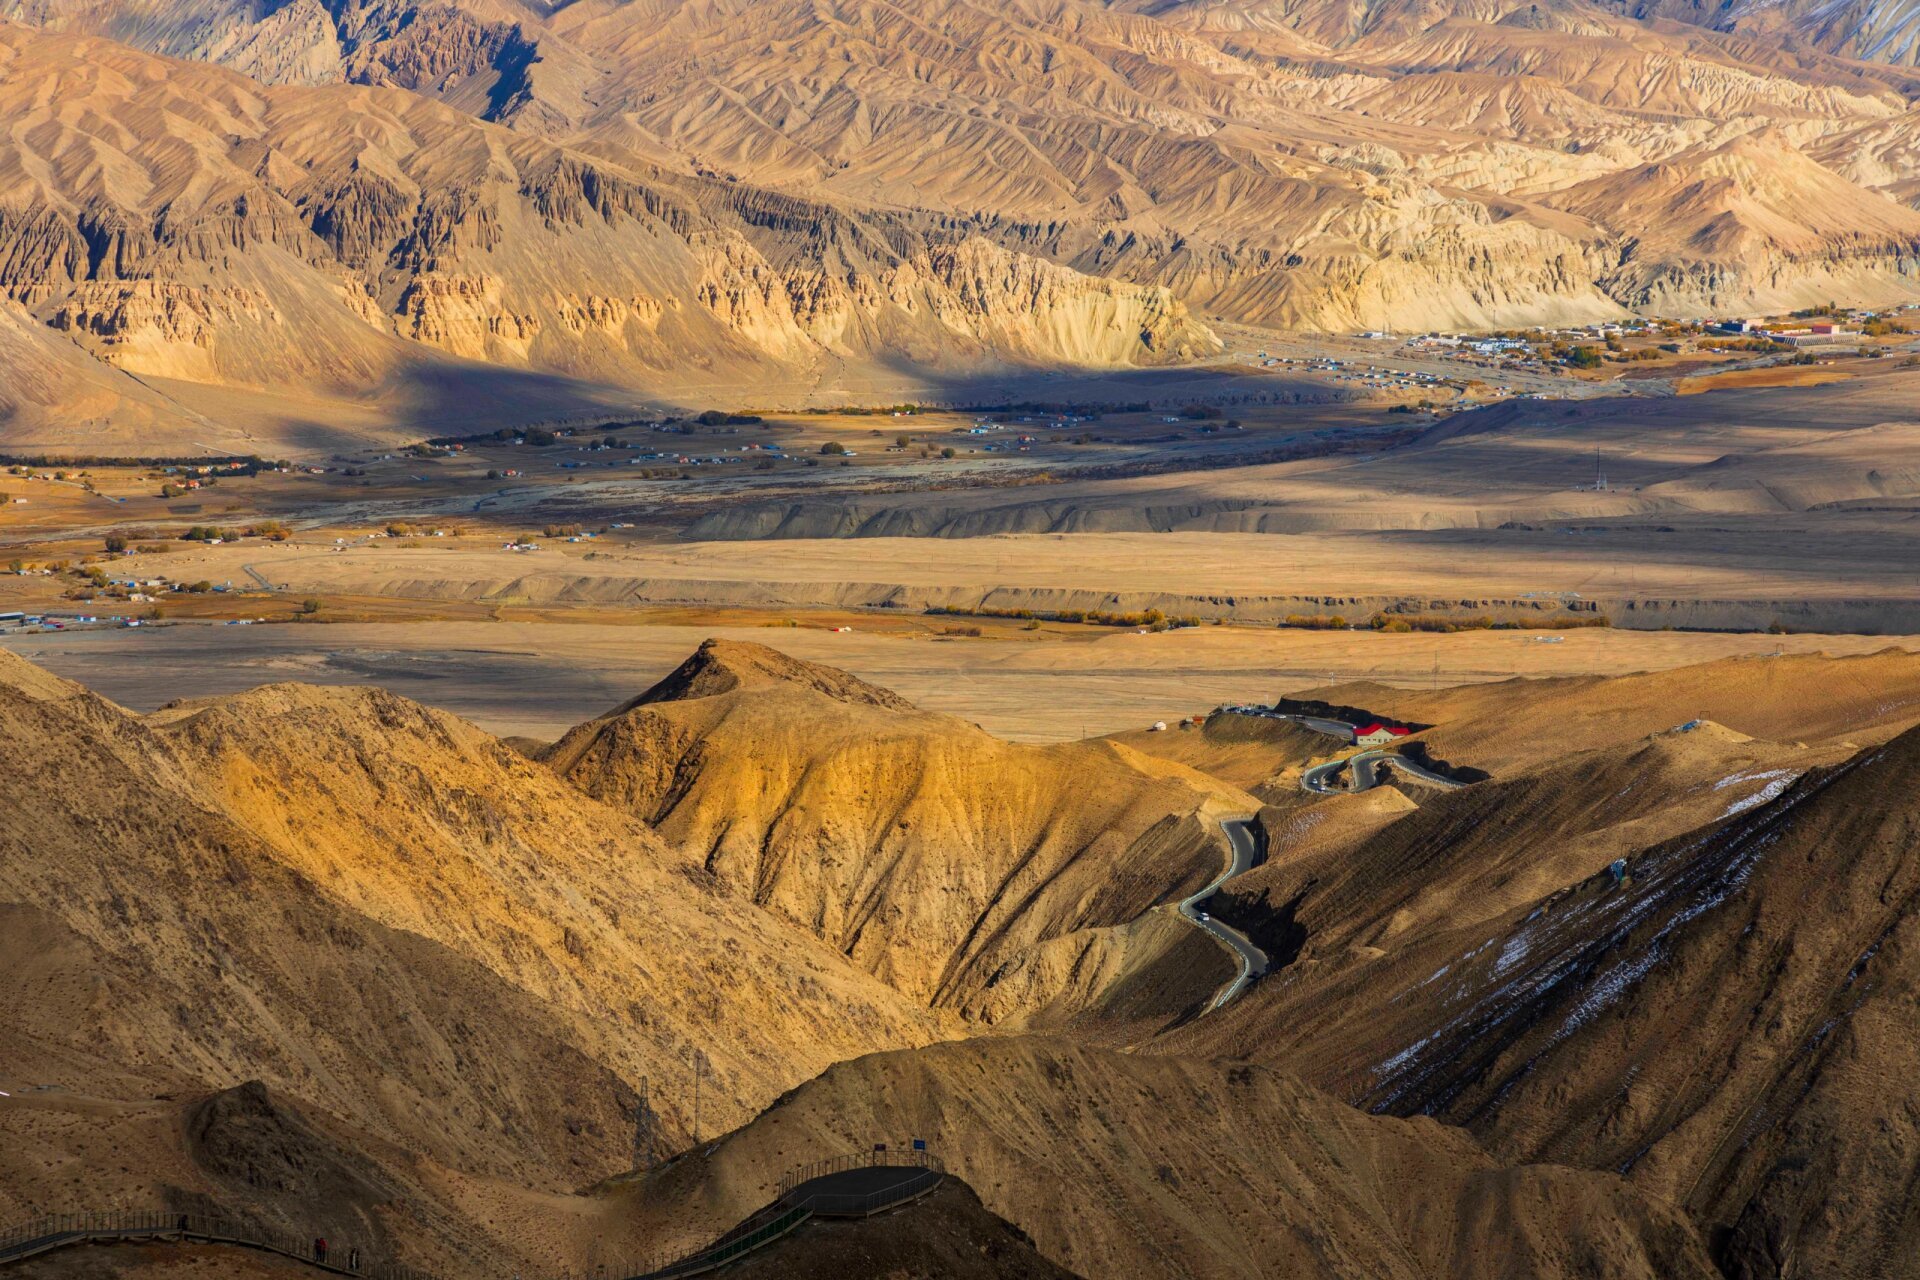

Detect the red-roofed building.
xmin=1354 ymin=723 xmax=1412 ymax=747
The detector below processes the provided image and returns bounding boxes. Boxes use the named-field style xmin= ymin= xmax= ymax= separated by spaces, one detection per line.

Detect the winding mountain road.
xmin=1303 ymin=749 xmax=1466 ymax=795
xmin=1179 ymin=817 xmax=1269 ymax=1011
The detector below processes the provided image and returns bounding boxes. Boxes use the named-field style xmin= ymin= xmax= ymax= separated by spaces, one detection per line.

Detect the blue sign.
xmin=912 ymin=1138 xmax=927 ymax=1151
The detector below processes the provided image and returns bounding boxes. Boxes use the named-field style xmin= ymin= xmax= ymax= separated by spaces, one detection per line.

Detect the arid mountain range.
xmin=7 ymin=637 xmax=1920 ymax=1276
xmin=2 ymin=0 xmax=1920 ymax=445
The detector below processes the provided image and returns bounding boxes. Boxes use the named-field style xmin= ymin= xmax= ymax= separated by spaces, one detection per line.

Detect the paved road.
xmin=1303 ymin=749 xmax=1467 ymax=795
xmin=1218 ymin=706 xmax=1355 ymax=741
xmin=1178 ymin=817 xmax=1270 ymax=1011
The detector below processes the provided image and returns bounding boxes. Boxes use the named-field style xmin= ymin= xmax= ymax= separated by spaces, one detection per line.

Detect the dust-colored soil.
xmin=542 ymin=640 xmax=1248 ymax=1025
xmin=10 ymin=633 xmax=1920 ymax=1278
xmin=0 ymin=645 xmax=959 ymax=1275
xmin=5 ymin=619 xmax=1912 ymax=743
xmin=1674 ymin=366 xmax=1855 ymax=394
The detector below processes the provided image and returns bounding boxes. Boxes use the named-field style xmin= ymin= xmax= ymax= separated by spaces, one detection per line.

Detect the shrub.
xmin=819 ymin=441 xmax=849 ymax=456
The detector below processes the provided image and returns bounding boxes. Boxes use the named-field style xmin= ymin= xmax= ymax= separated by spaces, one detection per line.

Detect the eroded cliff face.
xmin=2 ymin=0 xmax=1920 ymax=426
xmin=0 ymin=25 xmax=1219 ymax=408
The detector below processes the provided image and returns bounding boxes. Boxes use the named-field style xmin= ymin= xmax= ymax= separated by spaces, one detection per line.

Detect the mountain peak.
xmin=624 ymin=638 xmax=918 ymax=712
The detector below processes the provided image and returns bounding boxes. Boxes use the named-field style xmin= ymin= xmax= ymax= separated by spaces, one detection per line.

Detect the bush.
xmin=819 ymin=441 xmax=849 ymax=456
xmin=299 ymin=597 xmax=323 ymax=615
xmin=104 ymin=534 xmax=128 ymax=553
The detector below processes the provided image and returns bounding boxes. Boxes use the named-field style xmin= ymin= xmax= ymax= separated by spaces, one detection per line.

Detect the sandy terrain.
xmin=4 ymin=620 xmax=1909 ymax=741
xmin=80 ymin=516 xmax=1919 ymax=633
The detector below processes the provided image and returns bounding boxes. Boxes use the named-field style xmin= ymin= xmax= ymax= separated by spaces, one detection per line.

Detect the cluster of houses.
xmin=1714 ymin=318 xmax=1860 ymax=349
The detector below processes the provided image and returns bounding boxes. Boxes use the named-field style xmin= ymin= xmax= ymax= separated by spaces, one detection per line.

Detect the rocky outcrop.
xmin=541 ymin=642 xmax=1253 ymax=1015
xmin=0 ymin=24 xmax=1223 ymax=424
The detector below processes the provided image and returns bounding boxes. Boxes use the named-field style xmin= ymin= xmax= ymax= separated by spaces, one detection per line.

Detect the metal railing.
xmin=1 ymin=1151 xmax=944 ymax=1280
xmin=0 ymin=1209 xmax=429 ymax=1279
xmin=776 ymin=1148 xmax=942 ymax=1196
xmin=622 ymin=1148 xmax=944 ymax=1278
xmin=616 ymin=1204 xmax=813 ymax=1280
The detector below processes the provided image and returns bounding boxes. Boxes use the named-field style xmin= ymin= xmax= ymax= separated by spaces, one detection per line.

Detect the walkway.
xmin=0 ymin=1152 xmax=944 ymax=1280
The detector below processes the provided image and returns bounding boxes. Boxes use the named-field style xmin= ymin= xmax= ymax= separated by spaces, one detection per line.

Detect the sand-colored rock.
xmin=542 ymin=640 xmax=1254 ymax=1020
xmin=0 ymin=647 xmax=952 ymax=1274
xmin=3 ymin=0 xmax=1920 ymax=441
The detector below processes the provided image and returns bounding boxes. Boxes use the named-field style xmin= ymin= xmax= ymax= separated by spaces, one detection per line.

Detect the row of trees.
xmin=927 ymin=604 xmax=1205 ymax=630
xmin=102 ymin=520 xmax=289 ymax=553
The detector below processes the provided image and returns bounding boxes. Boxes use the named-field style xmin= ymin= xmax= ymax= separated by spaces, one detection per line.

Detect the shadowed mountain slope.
xmin=1158 ymin=670 xmax=1920 ymax=1278
xmin=0 ymin=647 xmax=950 ymax=1272
xmin=600 ymin=1036 xmax=1720 ymax=1280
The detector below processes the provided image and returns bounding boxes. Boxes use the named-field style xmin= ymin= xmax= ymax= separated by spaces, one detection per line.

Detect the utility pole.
xmin=634 ymin=1076 xmax=654 ymax=1170
xmin=692 ymin=1050 xmax=707 ymax=1147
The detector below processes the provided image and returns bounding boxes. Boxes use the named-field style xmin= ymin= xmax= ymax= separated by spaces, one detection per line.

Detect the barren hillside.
xmin=542 ymin=639 xmax=1254 ymax=1024
xmin=0 ymin=647 xmax=953 ymax=1271
xmin=1 ymin=0 xmax=1919 ymax=445
xmin=1146 ymin=651 xmax=1920 ymax=1277
xmin=1187 ymin=723 xmax=1920 ymax=1278
xmin=595 ymin=1037 xmax=1720 ymax=1280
